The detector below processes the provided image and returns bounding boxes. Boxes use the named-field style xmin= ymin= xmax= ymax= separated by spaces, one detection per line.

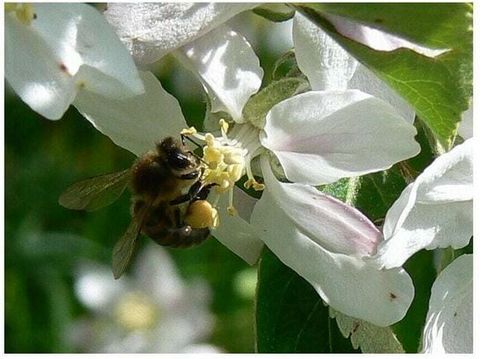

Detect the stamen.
xmin=219 ymin=118 xmax=229 ymax=138
xmin=227 ymin=188 xmax=237 ymax=216
xmin=6 ymin=3 xmax=36 ymax=25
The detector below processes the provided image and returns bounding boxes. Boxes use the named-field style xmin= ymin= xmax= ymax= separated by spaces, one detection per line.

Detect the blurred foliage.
xmin=4 ymin=9 xmax=292 ymax=353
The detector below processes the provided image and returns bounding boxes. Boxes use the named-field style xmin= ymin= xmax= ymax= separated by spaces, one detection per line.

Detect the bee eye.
xmin=167 ymin=151 xmax=192 ymax=169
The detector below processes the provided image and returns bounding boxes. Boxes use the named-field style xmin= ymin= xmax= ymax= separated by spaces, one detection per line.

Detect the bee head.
xmin=157 ymin=137 xmax=195 ymax=170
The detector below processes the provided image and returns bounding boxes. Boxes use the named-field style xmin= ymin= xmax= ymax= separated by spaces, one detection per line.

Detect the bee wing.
xmin=111 ymin=206 xmax=149 ymax=279
xmin=112 ymin=219 xmax=141 ymax=279
xmin=59 ymin=169 xmax=130 ymax=211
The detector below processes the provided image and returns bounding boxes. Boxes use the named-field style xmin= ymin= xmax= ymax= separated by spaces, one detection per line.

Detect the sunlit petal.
xmin=177 ymin=25 xmax=263 ymax=122
xmin=261 ymin=157 xmax=382 ymax=257
xmin=261 ymin=90 xmax=420 ymax=185
xmin=292 ymin=13 xmax=415 ymax=124
xmin=325 ymin=13 xmax=449 ymax=57
xmin=375 ymin=139 xmax=473 ymax=269
xmin=5 ymin=14 xmax=76 ymax=119
xmin=251 ymin=179 xmax=414 ymax=327
xmin=105 ymin=3 xmax=256 ymax=64
xmin=74 ymin=71 xmax=187 ymax=156
xmin=211 ymin=188 xmax=264 ymax=265
xmin=422 ymin=255 xmax=472 ymax=353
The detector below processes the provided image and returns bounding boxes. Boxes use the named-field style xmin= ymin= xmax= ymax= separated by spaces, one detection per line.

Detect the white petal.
xmin=325 ymin=13 xmax=449 ymax=57
xmin=105 ymin=3 xmax=256 ymax=64
xmin=211 ymin=188 xmax=264 ymax=265
xmin=5 ymin=14 xmax=76 ymax=119
xmin=33 ymin=4 xmax=143 ymax=97
xmin=177 ymin=25 xmax=263 ymax=122
xmin=74 ymin=262 xmax=127 ymax=312
xmin=292 ymin=13 xmax=415 ymax=124
xmin=375 ymin=140 xmax=473 ymax=269
xmin=348 ymin=63 xmax=415 ymax=124
xmin=260 ymin=157 xmax=382 ymax=257
xmin=261 ymin=90 xmax=420 ymax=185
xmin=251 ymin=182 xmax=414 ymax=327
xmin=293 ymin=13 xmax=357 ymax=91
xmin=74 ymin=71 xmax=187 ymax=156
xmin=458 ymin=106 xmax=473 ymax=139
xmin=416 ymin=139 xmax=473 ymax=203
xmin=422 ymin=255 xmax=472 ymax=353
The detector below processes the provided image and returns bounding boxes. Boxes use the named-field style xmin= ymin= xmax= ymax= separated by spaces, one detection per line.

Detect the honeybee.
xmin=59 ymin=137 xmax=216 ymax=279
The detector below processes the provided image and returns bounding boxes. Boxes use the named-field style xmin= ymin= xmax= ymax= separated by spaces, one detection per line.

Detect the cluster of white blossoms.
xmin=69 ymin=245 xmax=219 ymax=353
xmin=5 ymin=3 xmax=472 ymax=353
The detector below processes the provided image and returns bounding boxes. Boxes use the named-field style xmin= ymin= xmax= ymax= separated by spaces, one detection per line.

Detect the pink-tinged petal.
xmin=261 ymin=157 xmax=381 ymax=257
xmin=74 ymin=71 xmax=187 ymax=156
xmin=422 ymin=255 xmax=472 ymax=353
xmin=292 ymin=13 xmax=415 ymax=124
xmin=104 ymin=3 xmax=256 ymax=64
xmin=374 ymin=140 xmax=473 ymax=269
xmin=177 ymin=25 xmax=263 ymax=123
xmin=251 ymin=178 xmax=414 ymax=326
xmin=325 ymin=13 xmax=449 ymax=57
xmin=261 ymin=90 xmax=420 ymax=185
xmin=211 ymin=188 xmax=264 ymax=265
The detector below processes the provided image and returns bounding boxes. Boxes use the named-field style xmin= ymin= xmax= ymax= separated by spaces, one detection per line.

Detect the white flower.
xmin=292 ymin=12 xmax=416 ymax=124
xmin=4 ymin=3 xmax=144 ymax=120
xmin=422 ymin=254 xmax=472 ymax=354
xmin=372 ymin=139 xmax=473 ymax=353
xmin=68 ymin=245 xmax=218 ymax=353
xmin=374 ymin=139 xmax=473 ymax=269
xmin=104 ymin=3 xmax=257 ymax=65
xmin=77 ymin=5 xmax=423 ymax=327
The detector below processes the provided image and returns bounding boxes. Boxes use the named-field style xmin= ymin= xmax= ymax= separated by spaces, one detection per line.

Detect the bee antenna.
xmin=181 ymin=134 xmax=202 ymax=149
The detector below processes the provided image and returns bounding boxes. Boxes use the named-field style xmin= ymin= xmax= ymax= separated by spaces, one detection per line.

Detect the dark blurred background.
xmin=4 ymin=9 xmax=293 ymax=353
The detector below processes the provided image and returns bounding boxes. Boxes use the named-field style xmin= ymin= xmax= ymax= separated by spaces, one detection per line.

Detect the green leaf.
xmin=293 ymin=3 xmax=472 ymax=149
xmin=330 ymin=308 xmax=404 ymax=353
xmin=253 ymin=4 xmax=295 ymax=22
xmin=243 ymin=77 xmax=309 ymax=128
xmin=256 ymin=248 xmax=359 ymax=353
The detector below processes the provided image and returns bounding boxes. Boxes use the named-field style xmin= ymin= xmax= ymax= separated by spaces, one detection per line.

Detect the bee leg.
xmin=195 ymin=183 xmax=216 ymax=200
xmin=169 ymin=181 xmax=215 ymax=205
xmin=178 ymin=170 xmax=200 ymax=180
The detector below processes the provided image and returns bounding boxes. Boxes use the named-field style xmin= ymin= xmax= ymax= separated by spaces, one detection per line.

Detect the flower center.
xmin=182 ymin=120 xmax=264 ymax=215
xmin=5 ymin=3 xmax=36 ymax=25
xmin=114 ymin=291 xmax=158 ymax=331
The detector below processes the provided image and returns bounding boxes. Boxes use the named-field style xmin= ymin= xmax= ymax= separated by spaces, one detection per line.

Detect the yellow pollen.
xmin=181 ymin=127 xmax=197 ymax=136
xmin=219 ymin=118 xmax=229 ymax=133
xmin=114 ymin=291 xmax=157 ymax=331
xmin=185 ymin=200 xmax=219 ymax=229
xmin=6 ymin=3 xmax=36 ymax=25
xmin=244 ymin=178 xmax=265 ymax=191
xmin=227 ymin=206 xmax=238 ymax=216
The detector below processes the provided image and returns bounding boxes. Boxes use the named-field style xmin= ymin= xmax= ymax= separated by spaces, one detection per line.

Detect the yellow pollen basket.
xmin=5 ymin=3 xmax=35 ymax=25
xmin=181 ymin=120 xmax=264 ymax=218
xmin=185 ymin=200 xmax=219 ymax=229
